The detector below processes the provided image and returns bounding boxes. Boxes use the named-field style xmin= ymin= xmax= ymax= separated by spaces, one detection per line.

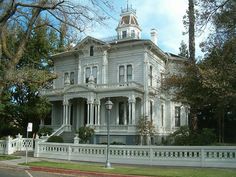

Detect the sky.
xmin=85 ymin=0 xmax=207 ymax=57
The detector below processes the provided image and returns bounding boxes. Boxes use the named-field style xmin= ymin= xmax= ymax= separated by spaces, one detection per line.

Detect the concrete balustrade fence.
xmin=1 ymin=134 xmax=235 ymax=168
xmin=0 ymin=134 xmax=34 ymax=155
xmin=34 ymin=139 xmax=236 ymax=168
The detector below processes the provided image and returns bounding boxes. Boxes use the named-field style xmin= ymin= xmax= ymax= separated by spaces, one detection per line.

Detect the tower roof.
xmin=116 ymin=3 xmax=141 ymax=40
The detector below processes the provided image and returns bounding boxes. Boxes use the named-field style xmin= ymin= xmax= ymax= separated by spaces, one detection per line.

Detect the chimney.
xmin=150 ymin=28 xmax=158 ymax=45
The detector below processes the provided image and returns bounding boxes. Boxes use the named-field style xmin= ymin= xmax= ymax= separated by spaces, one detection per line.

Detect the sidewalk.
xmin=0 ymin=155 xmax=148 ymax=177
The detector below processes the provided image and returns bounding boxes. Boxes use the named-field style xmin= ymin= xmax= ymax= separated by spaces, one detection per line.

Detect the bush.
xmin=77 ymin=126 xmax=95 ymax=143
xmin=38 ymin=127 xmax=53 ymax=136
xmin=167 ymin=126 xmax=216 ymax=145
xmin=47 ymin=136 xmax=64 ymax=143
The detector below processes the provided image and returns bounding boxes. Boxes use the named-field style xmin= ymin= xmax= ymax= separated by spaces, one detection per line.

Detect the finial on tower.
xmin=127 ymin=0 xmax=129 ymax=10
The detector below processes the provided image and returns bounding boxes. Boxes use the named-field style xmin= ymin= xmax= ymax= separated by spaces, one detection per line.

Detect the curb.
xmin=30 ymin=166 xmax=148 ymax=177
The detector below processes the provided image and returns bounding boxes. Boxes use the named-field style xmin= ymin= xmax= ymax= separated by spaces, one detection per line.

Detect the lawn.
xmin=25 ymin=161 xmax=236 ymax=177
xmin=0 ymin=155 xmax=20 ymax=161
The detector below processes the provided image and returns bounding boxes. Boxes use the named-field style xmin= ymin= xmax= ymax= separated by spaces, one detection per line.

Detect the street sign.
xmin=27 ymin=123 xmax=33 ymax=132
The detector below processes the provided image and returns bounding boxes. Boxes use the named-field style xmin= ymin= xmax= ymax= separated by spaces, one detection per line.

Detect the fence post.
xmin=5 ymin=136 xmax=12 ymax=155
xmin=201 ymin=147 xmax=205 ymax=167
xmin=68 ymin=145 xmax=71 ymax=161
xmin=16 ymin=133 xmax=23 ymax=151
xmin=34 ymin=135 xmax=40 ymax=157
xmin=74 ymin=134 xmax=80 ymax=144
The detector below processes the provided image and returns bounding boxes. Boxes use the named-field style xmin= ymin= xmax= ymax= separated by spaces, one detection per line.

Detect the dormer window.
xmin=90 ymin=46 xmax=94 ymax=56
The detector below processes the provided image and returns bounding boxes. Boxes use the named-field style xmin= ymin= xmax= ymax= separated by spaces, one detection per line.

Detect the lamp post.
xmin=105 ymin=98 xmax=113 ymax=168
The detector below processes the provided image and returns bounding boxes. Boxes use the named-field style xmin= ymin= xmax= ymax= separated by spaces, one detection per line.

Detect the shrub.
xmin=47 ymin=136 xmax=64 ymax=143
xmin=77 ymin=126 xmax=95 ymax=143
xmin=38 ymin=127 xmax=53 ymax=136
xmin=167 ymin=126 xmax=216 ymax=145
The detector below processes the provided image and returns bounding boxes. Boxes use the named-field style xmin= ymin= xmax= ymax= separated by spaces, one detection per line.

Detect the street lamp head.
xmin=105 ymin=99 xmax=113 ymax=110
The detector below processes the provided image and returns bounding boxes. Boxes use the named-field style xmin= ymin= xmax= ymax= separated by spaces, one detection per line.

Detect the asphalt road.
xmin=0 ymin=167 xmax=75 ymax=177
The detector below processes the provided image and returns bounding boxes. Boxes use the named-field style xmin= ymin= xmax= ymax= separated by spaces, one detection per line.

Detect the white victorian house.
xmin=42 ymin=6 xmax=189 ymax=145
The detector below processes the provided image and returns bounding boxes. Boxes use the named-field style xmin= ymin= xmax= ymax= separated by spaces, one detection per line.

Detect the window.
xmin=119 ymin=66 xmax=125 ymax=83
xmin=149 ymin=65 xmax=153 ymax=86
xmin=90 ymin=46 xmax=94 ymax=56
xmin=175 ymin=106 xmax=181 ymax=127
xmin=64 ymin=72 xmax=69 ymax=85
xmin=161 ymin=105 xmax=164 ymax=127
xmin=119 ymin=64 xmax=133 ymax=83
xmin=85 ymin=67 xmax=91 ymax=83
xmin=122 ymin=30 xmax=127 ymax=38
xmin=131 ymin=30 xmax=135 ymax=38
xmin=119 ymin=102 xmax=124 ymax=125
xmin=127 ymin=65 xmax=132 ymax=82
xmin=70 ymin=72 xmax=74 ymax=85
xmin=92 ymin=66 xmax=97 ymax=83
xmin=150 ymin=101 xmax=153 ymax=123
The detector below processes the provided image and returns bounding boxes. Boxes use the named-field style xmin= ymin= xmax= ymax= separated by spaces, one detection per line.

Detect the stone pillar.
xmin=34 ymin=135 xmax=40 ymax=157
xmin=74 ymin=134 xmax=80 ymax=144
xmin=5 ymin=136 xmax=12 ymax=155
xmin=16 ymin=133 xmax=23 ymax=151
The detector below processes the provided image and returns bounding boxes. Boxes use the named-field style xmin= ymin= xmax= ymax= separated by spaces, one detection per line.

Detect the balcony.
xmin=41 ymin=81 xmax=144 ymax=96
xmin=92 ymin=124 xmax=137 ymax=135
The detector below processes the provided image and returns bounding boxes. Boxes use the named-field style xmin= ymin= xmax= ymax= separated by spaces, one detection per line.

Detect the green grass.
xmin=0 ymin=155 xmax=20 ymax=161
xmin=24 ymin=161 xmax=236 ymax=177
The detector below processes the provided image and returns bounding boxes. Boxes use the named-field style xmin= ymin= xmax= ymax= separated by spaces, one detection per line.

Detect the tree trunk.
xmin=188 ymin=0 xmax=195 ymax=61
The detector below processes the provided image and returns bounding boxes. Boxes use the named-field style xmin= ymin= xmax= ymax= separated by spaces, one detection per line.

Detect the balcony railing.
xmin=92 ymin=124 xmax=136 ymax=133
xmin=41 ymin=81 xmax=144 ymax=96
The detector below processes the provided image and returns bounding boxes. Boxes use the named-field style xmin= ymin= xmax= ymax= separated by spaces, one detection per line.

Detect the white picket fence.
xmin=34 ymin=138 xmax=236 ymax=168
xmin=0 ymin=134 xmax=34 ymax=155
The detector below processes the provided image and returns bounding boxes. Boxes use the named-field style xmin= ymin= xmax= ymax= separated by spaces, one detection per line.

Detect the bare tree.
xmin=0 ymin=0 xmax=113 ymax=102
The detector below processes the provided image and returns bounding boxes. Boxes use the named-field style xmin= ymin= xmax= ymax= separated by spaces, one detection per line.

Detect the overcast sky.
xmin=85 ymin=0 xmax=206 ymax=57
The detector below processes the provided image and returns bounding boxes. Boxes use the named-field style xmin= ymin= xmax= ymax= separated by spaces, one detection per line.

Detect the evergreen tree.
xmin=179 ymin=40 xmax=189 ymax=58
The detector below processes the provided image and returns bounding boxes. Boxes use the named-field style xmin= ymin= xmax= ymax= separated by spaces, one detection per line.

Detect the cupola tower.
xmin=116 ymin=3 xmax=141 ymax=40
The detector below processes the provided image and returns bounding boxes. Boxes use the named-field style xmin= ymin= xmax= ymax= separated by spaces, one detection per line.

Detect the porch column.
xmin=131 ymin=101 xmax=136 ymax=124
xmin=128 ymin=102 xmax=131 ymax=125
xmin=68 ymin=102 xmax=72 ymax=125
xmin=124 ymin=102 xmax=127 ymax=125
xmin=94 ymin=100 xmax=100 ymax=125
xmin=90 ymin=102 xmax=94 ymax=125
xmin=63 ymin=99 xmax=69 ymax=125
xmin=87 ymin=102 xmax=90 ymax=125
xmin=97 ymin=101 xmax=101 ymax=125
